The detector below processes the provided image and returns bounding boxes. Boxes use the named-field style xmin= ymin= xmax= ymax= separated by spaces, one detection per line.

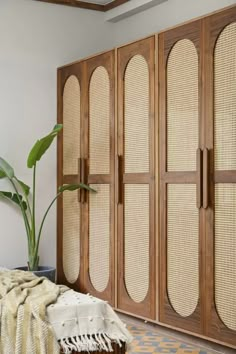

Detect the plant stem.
xmin=9 ymin=179 xmax=31 ymax=253
xmin=35 ymin=192 xmax=61 ymax=259
xmin=31 ymin=164 xmax=36 ymax=249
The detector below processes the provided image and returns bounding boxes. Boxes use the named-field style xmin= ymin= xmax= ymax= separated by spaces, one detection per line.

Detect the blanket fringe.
xmin=59 ymin=332 xmax=127 ymax=353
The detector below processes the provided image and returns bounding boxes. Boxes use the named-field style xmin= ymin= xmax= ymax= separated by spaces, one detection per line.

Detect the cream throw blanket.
xmin=0 ymin=270 xmax=132 ymax=354
xmin=0 ymin=270 xmax=66 ymax=354
xmin=47 ymin=290 xmax=132 ymax=353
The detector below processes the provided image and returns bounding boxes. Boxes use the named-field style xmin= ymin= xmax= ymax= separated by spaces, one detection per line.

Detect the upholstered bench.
xmin=60 ymin=341 xmax=126 ymax=354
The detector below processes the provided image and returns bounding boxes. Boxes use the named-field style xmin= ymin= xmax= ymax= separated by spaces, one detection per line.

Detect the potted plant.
xmin=0 ymin=124 xmax=95 ymax=281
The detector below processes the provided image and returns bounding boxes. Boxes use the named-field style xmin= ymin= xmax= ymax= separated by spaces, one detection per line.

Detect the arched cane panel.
xmin=89 ymin=67 xmax=110 ymax=292
xmin=89 ymin=66 xmax=110 ymax=175
xmin=62 ymin=75 xmax=81 ymax=283
xmin=124 ymin=55 xmax=149 ymax=174
xmin=124 ymin=184 xmax=150 ymax=303
xmin=167 ymin=40 xmax=199 ymax=316
xmin=63 ymin=191 xmax=80 ymax=284
xmin=167 ymin=40 xmax=198 ymax=172
xmin=214 ymin=23 xmax=236 ymax=331
xmin=63 ymin=75 xmax=81 ymax=175
xmin=167 ymin=184 xmax=199 ymax=317
xmin=124 ymin=55 xmax=150 ymax=303
xmin=89 ymin=184 xmax=110 ymax=292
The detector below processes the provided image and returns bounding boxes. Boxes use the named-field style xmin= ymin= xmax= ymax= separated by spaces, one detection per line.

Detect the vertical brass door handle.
xmin=196 ymin=148 xmax=203 ymax=209
xmin=80 ymin=158 xmax=88 ymax=204
xmin=203 ymin=148 xmax=209 ymax=209
xmin=78 ymin=158 xmax=82 ymax=203
xmin=83 ymin=158 xmax=88 ymax=204
xmin=118 ymin=155 xmax=124 ymax=205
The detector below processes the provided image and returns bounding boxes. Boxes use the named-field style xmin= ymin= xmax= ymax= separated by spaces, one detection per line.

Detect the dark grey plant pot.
xmin=15 ymin=266 xmax=56 ymax=283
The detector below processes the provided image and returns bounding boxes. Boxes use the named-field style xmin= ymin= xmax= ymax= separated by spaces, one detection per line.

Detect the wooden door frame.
xmin=204 ymin=6 xmax=236 ymax=346
xmin=82 ymin=50 xmax=116 ymax=306
xmin=117 ymin=36 xmax=156 ymax=319
xmin=57 ymin=61 xmax=86 ymax=291
xmin=159 ymin=19 xmax=205 ymax=334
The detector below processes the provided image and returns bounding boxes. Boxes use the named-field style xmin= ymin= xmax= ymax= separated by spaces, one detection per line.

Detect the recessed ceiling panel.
xmin=79 ymin=0 xmax=114 ymax=4
xmin=36 ymin=0 xmax=131 ymax=12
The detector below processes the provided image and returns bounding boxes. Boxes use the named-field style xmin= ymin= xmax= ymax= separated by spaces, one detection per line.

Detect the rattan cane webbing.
xmin=89 ymin=67 xmax=110 ymax=175
xmin=167 ymin=40 xmax=198 ymax=172
xmin=63 ymin=190 xmax=80 ymax=284
xmin=214 ymin=23 xmax=236 ymax=171
xmin=124 ymin=55 xmax=149 ymax=174
xmin=63 ymin=75 xmax=81 ymax=175
xmin=215 ymin=184 xmax=236 ymax=330
xmin=124 ymin=184 xmax=149 ymax=303
xmin=89 ymin=184 xmax=110 ymax=292
xmin=167 ymin=184 xmax=199 ymax=317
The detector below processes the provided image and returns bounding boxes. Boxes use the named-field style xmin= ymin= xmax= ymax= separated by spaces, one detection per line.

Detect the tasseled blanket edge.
xmin=59 ymin=332 xmax=127 ymax=354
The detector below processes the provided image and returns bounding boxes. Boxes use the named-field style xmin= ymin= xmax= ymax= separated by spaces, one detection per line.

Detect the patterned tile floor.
xmin=127 ymin=325 xmax=215 ymax=354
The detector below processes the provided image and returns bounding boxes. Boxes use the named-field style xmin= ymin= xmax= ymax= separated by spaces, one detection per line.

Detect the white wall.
xmin=113 ymin=0 xmax=236 ymax=45
xmin=0 ymin=0 xmax=113 ymax=269
xmin=0 ymin=0 xmax=235 ymax=270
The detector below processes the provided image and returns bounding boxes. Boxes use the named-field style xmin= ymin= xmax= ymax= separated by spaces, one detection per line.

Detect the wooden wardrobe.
xmin=57 ymin=51 xmax=116 ymax=306
xmin=159 ymin=6 xmax=236 ymax=347
xmin=57 ymin=5 xmax=236 ymax=349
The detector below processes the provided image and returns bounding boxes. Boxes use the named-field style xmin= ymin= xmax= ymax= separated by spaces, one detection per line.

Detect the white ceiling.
xmin=79 ymin=0 xmax=115 ymax=4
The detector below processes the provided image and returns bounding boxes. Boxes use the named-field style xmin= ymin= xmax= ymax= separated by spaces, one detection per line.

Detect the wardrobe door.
xmin=57 ymin=62 xmax=85 ymax=290
xmin=83 ymin=51 xmax=115 ymax=305
xmin=205 ymin=7 xmax=236 ymax=347
xmin=159 ymin=21 xmax=204 ymax=333
xmin=117 ymin=37 xmax=155 ymax=319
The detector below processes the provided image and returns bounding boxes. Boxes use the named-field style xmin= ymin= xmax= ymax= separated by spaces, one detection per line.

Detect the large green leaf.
xmin=16 ymin=178 xmax=30 ymax=196
xmin=27 ymin=124 xmax=63 ymax=168
xmin=0 ymin=158 xmax=14 ymax=179
xmin=0 ymin=170 xmax=6 ymax=179
xmin=58 ymin=183 xmax=97 ymax=193
xmin=0 ymin=191 xmax=27 ymax=210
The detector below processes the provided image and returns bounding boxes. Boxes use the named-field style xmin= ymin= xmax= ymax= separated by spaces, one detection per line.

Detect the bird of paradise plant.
xmin=0 ymin=124 xmax=95 ymax=271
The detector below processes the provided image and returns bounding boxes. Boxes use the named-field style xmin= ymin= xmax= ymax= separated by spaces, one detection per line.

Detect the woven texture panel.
xmin=124 ymin=55 xmax=149 ymax=174
xmin=124 ymin=184 xmax=149 ymax=303
xmin=214 ymin=23 xmax=236 ymax=171
xmin=215 ymin=184 xmax=236 ymax=330
xmin=89 ymin=67 xmax=110 ymax=175
xmin=63 ymin=75 xmax=80 ymax=175
xmin=63 ymin=190 xmax=80 ymax=284
xmin=89 ymin=184 xmax=110 ymax=292
xmin=167 ymin=184 xmax=199 ymax=317
xmin=167 ymin=40 xmax=199 ymax=172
